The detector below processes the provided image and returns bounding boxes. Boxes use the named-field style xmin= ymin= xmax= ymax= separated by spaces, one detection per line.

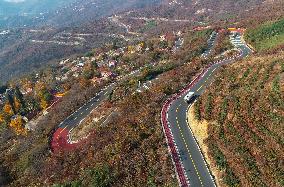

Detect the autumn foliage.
xmin=9 ymin=116 xmax=27 ymax=136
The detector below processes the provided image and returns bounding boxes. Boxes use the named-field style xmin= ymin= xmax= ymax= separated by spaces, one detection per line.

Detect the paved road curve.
xmin=51 ymin=66 xmax=147 ymax=152
xmin=51 ymin=83 xmax=116 ymax=152
xmin=163 ymin=32 xmax=252 ymax=186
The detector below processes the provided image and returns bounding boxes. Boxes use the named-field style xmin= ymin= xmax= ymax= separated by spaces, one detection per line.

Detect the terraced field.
xmin=194 ymin=52 xmax=284 ymax=186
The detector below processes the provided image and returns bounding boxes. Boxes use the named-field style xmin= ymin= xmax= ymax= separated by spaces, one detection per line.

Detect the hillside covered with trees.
xmin=0 ymin=28 xmax=212 ymax=186
xmin=0 ymin=1 xmax=283 ymax=187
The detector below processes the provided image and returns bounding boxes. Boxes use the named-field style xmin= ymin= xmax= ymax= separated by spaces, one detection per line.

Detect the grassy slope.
xmin=194 ymin=52 xmax=284 ymax=186
xmin=245 ymin=18 xmax=284 ymax=51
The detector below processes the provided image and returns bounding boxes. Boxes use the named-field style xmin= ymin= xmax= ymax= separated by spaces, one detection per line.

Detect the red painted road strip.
xmin=160 ymin=51 xmax=242 ymax=186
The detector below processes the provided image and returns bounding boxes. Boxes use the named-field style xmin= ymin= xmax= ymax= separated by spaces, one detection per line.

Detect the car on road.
xmin=184 ymin=92 xmax=195 ymax=103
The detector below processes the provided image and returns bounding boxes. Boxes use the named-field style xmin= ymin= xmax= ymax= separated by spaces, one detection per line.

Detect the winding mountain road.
xmin=51 ymin=30 xmax=252 ymax=187
xmin=161 ymin=32 xmax=252 ymax=186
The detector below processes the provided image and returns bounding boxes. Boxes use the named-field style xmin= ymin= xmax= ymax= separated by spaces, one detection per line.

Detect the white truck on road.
xmin=184 ymin=92 xmax=195 ymax=103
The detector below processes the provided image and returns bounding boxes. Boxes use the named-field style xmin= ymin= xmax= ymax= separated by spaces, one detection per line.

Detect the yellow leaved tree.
xmin=40 ymin=99 xmax=48 ymax=110
xmin=9 ymin=116 xmax=27 ymax=136
xmin=14 ymin=97 xmax=21 ymax=113
xmin=3 ymin=102 xmax=14 ymax=116
xmin=35 ymin=81 xmax=52 ymax=110
xmin=0 ymin=113 xmax=4 ymax=123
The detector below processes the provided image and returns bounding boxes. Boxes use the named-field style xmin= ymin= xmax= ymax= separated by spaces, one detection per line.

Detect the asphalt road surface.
xmin=51 ymin=83 xmax=116 ymax=151
xmin=166 ymin=32 xmax=251 ymax=186
xmin=59 ymin=84 xmax=115 ymax=130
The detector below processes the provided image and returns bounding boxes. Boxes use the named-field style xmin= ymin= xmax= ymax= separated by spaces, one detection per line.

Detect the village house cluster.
xmin=0 ymin=30 xmax=184 ymax=134
xmin=56 ymin=30 xmax=184 ymax=85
